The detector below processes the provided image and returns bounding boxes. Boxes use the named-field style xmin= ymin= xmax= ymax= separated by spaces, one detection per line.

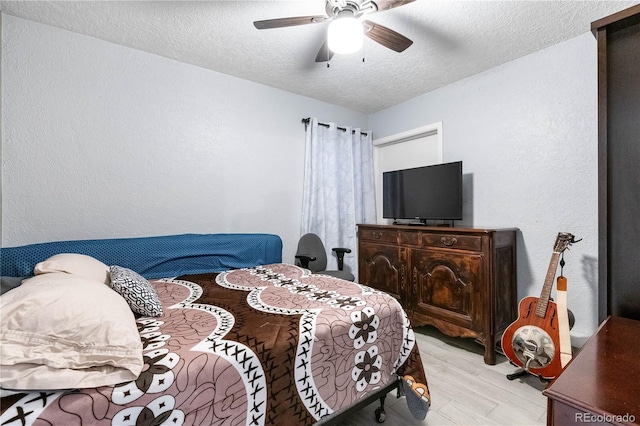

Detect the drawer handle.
xmin=441 ymin=237 xmax=457 ymax=246
xmin=373 ymin=232 xmax=383 ymax=240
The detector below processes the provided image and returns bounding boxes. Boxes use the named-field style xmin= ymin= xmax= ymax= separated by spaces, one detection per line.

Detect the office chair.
xmin=294 ymin=233 xmax=355 ymax=282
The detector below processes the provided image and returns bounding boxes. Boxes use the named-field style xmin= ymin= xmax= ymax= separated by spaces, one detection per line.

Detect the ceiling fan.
xmin=253 ymin=0 xmax=415 ymax=62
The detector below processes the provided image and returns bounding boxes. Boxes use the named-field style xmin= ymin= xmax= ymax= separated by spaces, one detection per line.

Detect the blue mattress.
xmin=1 ymin=233 xmax=282 ymax=279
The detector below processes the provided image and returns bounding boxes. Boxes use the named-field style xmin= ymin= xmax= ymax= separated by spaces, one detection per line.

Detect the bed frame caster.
xmin=374 ymin=380 xmax=403 ymax=423
xmin=315 ymin=376 xmax=402 ymax=425
xmin=374 ymin=394 xmax=387 ymax=423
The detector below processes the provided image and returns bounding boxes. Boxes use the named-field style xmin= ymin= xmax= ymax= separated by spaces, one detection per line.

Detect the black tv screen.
xmin=383 ymin=161 xmax=463 ymax=221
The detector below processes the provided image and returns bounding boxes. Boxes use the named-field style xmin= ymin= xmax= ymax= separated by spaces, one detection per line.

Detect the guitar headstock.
xmin=554 ymin=232 xmax=579 ymax=253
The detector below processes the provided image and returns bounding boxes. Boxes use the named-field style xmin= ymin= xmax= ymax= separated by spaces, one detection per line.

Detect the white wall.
xmin=2 ymin=14 xmax=601 ymax=340
xmin=0 ymin=15 xmax=368 ymax=263
xmin=369 ymin=33 xmax=599 ymax=341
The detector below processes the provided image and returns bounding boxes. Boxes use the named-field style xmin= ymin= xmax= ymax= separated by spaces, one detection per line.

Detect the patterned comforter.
xmin=0 ymin=264 xmax=429 ymax=425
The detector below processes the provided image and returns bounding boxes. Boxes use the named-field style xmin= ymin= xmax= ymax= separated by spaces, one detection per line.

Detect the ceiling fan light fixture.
xmin=327 ymin=12 xmax=363 ymax=55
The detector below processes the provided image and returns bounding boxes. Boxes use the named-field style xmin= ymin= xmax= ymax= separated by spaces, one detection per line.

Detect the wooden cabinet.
xmin=357 ymin=224 xmax=517 ymax=364
xmin=593 ymin=5 xmax=640 ymax=322
xmin=358 ymin=238 xmax=404 ymax=300
xmin=543 ymin=316 xmax=640 ymax=425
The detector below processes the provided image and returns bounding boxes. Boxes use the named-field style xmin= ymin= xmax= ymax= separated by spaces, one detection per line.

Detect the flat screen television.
xmin=382 ymin=161 xmax=463 ymax=223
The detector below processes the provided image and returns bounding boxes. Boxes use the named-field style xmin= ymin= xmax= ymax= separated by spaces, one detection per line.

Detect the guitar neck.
xmin=535 ymin=252 xmax=562 ymax=317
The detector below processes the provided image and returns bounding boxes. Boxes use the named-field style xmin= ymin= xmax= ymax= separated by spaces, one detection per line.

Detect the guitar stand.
xmin=506 ymin=368 xmax=529 ymax=381
xmin=505 ymin=342 xmax=550 ymax=383
xmin=506 ymin=367 xmax=552 ymax=385
xmin=506 ymin=368 xmax=550 ymax=383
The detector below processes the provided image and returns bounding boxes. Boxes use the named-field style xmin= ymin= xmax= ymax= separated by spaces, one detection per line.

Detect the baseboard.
xmin=570 ymin=332 xmax=591 ymax=349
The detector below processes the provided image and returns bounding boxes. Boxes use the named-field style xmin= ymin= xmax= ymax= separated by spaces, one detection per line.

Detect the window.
xmin=373 ymin=122 xmax=443 ymax=223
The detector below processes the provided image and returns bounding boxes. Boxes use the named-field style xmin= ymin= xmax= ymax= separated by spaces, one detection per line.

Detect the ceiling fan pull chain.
xmin=363 ymin=40 xmax=366 ymax=63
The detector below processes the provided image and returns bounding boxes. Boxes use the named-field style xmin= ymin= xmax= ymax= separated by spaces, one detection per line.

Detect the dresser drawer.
xmin=399 ymin=231 xmax=420 ymax=246
xmin=359 ymin=228 xmax=398 ymax=244
xmin=422 ymin=234 xmax=482 ymax=251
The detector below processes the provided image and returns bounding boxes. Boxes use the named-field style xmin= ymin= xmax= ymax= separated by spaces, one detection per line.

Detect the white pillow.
xmin=0 ymin=273 xmax=143 ymax=390
xmin=34 ymin=253 xmax=110 ymax=284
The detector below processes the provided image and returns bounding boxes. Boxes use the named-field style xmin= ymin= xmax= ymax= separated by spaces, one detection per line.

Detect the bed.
xmin=0 ymin=233 xmax=430 ymax=425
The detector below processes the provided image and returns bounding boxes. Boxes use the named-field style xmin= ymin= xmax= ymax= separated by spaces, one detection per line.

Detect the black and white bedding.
xmin=0 ymin=235 xmax=430 ymax=425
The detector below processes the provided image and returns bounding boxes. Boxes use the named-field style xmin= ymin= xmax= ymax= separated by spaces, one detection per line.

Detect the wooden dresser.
xmin=357 ymin=224 xmax=517 ymax=364
xmin=543 ymin=316 xmax=640 ymax=426
xmin=594 ymin=2 xmax=640 ymax=323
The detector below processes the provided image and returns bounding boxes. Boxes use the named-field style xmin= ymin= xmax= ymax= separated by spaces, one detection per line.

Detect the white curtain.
xmin=301 ymin=118 xmax=376 ymax=279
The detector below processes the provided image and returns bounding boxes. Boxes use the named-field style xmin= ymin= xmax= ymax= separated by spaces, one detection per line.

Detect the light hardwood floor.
xmin=340 ymin=326 xmax=548 ymax=426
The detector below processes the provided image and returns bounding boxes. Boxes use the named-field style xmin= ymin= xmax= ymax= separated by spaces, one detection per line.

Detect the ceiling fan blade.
xmin=315 ymin=40 xmax=335 ymax=63
xmin=372 ymin=0 xmax=416 ymax=12
xmin=253 ymin=16 xmax=329 ymax=30
xmin=364 ymin=20 xmax=413 ymax=52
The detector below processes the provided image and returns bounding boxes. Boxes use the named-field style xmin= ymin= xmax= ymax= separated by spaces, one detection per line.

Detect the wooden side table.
xmin=543 ymin=316 xmax=640 ymax=425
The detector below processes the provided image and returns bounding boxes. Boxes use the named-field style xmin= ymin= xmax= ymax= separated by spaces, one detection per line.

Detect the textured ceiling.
xmin=1 ymin=0 xmax=638 ymax=113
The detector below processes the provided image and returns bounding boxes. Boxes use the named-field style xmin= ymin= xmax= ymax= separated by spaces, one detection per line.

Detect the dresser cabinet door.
xmin=358 ymin=242 xmax=405 ymax=300
xmin=410 ymin=248 xmax=482 ymax=330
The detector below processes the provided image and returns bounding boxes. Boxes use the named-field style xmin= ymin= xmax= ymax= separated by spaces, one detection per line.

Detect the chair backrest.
xmin=295 ymin=233 xmax=327 ymax=272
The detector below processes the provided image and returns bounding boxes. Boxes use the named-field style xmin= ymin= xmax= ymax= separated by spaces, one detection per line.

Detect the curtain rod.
xmin=302 ymin=117 xmax=369 ymax=136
